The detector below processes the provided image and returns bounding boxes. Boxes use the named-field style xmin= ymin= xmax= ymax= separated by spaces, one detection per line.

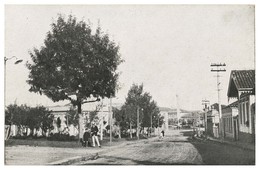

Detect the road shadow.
xmin=179 ymin=130 xmax=194 ymax=137
xmin=166 ymin=130 xmax=255 ymax=165
xmin=186 ymin=137 xmax=255 ymax=165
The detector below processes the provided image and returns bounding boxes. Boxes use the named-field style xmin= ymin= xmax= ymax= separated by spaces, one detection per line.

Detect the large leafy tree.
xmin=27 ymin=14 xmax=122 ymax=138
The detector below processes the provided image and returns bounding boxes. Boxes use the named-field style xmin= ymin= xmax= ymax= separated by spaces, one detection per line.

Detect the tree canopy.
xmin=114 ymin=84 xmax=163 ymax=130
xmin=27 ymin=14 xmax=123 ymax=110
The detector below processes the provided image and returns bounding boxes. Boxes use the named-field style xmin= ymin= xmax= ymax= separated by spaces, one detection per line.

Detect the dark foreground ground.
xmin=5 ymin=130 xmax=255 ymax=165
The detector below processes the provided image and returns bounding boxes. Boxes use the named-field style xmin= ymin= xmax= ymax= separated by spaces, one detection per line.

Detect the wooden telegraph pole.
xmin=137 ymin=106 xmax=140 ymax=140
xmin=210 ymin=63 xmax=226 ymax=141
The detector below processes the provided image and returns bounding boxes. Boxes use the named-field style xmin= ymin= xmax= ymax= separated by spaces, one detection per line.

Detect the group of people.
xmin=82 ymin=122 xmax=101 ymax=148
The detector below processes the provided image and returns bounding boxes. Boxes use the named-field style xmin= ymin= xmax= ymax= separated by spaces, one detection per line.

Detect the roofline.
xmin=238 ymin=88 xmax=254 ymax=91
xmin=227 ymin=70 xmax=234 ymax=97
xmin=227 ymin=70 xmax=255 ymax=97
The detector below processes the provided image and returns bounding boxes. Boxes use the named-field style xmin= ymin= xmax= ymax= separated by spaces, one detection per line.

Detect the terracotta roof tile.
xmin=231 ymin=70 xmax=255 ymax=90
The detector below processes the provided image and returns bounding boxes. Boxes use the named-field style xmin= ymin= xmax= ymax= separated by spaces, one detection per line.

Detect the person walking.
xmin=161 ymin=130 xmax=165 ymax=137
xmin=91 ymin=122 xmax=101 ymax=148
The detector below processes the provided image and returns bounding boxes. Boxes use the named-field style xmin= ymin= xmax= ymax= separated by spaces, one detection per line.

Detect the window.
xmin=240 ymin=103 xmax=245 ymax=125
xmin=243 ymin=103 xmax=246 ymax=125
xmin=239 ymin=104 xmax=242 ymax=124
xmin=246 ymin=102 xmax=249 ymax=127
xmin=230 ymin=118 xmax=232 ymax=132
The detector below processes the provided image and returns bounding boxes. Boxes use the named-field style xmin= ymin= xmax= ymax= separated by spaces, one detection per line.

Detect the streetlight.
xmin=4 ymin=56 xmax=23 ymax=104
xmin=4 ymin=56 xmax=23 ymax=140
xmin=4 ymin=56 xmax=23 ymax=65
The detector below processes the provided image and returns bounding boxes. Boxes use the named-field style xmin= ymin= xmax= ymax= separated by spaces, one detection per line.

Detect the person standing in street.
xmin=91 ymin=122 xmax=101 ymax=148
xmin=83 ymin=128 xmax=91 ymax=147
xmin=161 ymin=130 xmax=165 ymax=138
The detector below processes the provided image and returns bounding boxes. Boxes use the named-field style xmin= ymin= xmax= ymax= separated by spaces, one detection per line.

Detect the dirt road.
xmin=5 ymin=129 xmax=254 ymax=165
xmin=76 ymin=130 xmax=203 ymax=165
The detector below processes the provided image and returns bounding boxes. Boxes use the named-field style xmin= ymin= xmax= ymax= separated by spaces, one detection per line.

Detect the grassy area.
xmin=5 ymin=138 xmax=82 ymax=148
xmin=5 ymin=135 xmax=150 ymax=148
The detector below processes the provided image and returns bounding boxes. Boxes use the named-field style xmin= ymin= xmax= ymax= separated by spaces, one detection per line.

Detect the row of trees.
xmin=5 ymin=104 xmax=100 ymax=139
xmin=113 ymin=84 xmax=164 ymax=137
xmin=5 ymin=104 xmax=54 ymax=138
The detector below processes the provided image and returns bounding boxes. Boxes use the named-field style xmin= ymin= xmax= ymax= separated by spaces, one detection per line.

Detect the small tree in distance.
xmin=114 ymin=84 xmax=162 ymax=138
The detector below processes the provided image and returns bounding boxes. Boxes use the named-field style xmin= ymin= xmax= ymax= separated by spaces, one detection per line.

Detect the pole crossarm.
xmin=211 ymin=69 xmax=226 ymax=72
xmin=210 ymin=63 xmax=226 ymax=67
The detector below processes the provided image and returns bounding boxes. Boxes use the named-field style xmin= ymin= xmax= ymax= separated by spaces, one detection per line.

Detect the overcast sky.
xmin=4 ymin=5 xmax=255 ymax=110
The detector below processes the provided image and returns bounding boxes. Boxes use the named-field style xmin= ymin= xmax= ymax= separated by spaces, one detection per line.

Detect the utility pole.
xmin=100 ymin=99 xmax=104 ymax=141
xmin=4 ymin=56 xmax=23 ymax=141
xmin=211 ymin=63 xmax=226 ymax=141
xmin=109 ymin=97 xmax=112 ymax=145
xmin=176 ymin=94 xmax=180 ymax=129
xmin=137 ymin=106 xmax=140 ymax=140
xmin=150 ymin=111 xmax=152 ymax=137
xmin=158 ymin=114 xmax=160 ymax=136
xmin=202 ymin=99 xmax=210 ymax=137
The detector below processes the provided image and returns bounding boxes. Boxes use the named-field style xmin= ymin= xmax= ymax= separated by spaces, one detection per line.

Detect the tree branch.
xmin=66 ymin=96 xmax=78 ymax=106
xmin=81 ymin=98 xmax=100 ymax=104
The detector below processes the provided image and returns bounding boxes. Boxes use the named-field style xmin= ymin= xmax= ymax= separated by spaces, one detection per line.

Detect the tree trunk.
xmin=130 ymin=122 xmax=132 ymax=138
xmin=118 ymin=126 xmax=121 ymax=139
xmin=77 ymin=102 xmax=82 ymax=142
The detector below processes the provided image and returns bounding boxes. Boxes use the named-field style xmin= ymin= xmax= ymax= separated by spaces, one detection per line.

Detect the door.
xmin=233 ymin=120 xmax=237 ymax=140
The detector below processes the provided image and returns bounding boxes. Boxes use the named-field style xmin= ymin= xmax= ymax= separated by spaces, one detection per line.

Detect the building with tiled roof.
xmin=226 ymin=70 xmax=255 ymax=143
xmin=227 ymin=70 xmax=255 ymax=99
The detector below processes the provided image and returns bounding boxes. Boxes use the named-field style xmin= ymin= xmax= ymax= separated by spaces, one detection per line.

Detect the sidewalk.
xmin=197 ymin=136 xmax=255 ymax=151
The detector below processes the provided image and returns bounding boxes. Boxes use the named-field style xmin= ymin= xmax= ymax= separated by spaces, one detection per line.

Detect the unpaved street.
xmin=75 ymin=129 xmax=255 ymax=165
xmin=5 ymin=129 xmax=255 ymax=165
xmin=76 ymin=130 xmax=203 ymax=165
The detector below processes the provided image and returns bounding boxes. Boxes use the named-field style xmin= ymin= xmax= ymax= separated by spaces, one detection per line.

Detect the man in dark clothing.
xmin=83 ymin=128 xmax=91 ymax=147
xmin=91 ymin=122 xmax=101 ymax=147
xmin=161 ymin=130 xmax=165 ymax=137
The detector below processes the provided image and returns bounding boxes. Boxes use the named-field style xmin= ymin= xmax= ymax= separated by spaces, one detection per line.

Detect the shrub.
xmin=47 ymin=133 xmax=77 ymax=141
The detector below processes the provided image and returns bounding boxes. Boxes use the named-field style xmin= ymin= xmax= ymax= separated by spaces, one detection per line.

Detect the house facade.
xmin=48 ymin=102 xmax=110 ymax=138
xmin=222 ymin=101 xmax=239 ymax=141
xmin=227 ymin=70 xmax=255 ymax=143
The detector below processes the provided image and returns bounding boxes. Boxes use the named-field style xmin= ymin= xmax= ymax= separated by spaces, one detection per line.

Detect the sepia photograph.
xmin=3 ymin=2 xmax=256 ymax=165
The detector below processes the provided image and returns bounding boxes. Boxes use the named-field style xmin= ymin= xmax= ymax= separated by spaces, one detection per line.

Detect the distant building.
xmin=222 ymin=101 xmax=239 ymax=141
xmin=159 ymin=107 xmax=201 ymax=130
xmin=226 ymin=70 xmax=255 ymax=143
